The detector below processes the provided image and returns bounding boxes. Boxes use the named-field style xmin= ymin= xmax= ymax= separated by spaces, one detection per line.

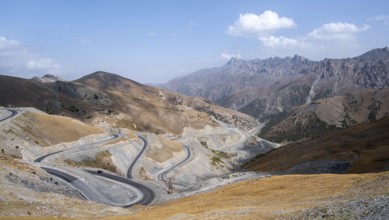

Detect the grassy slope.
xmin=30 ymin=112 xmax=104 ymax=146
xmin=107 ymin=172 xmax=388 ymax=220
xmin=0 ymin=73 xmax=257 ymax=135
xmin=147 ymin=136 xmax=183 ymax=163
xmin=2 ymin=172 xmax=387 ymax=220
xmin=244 ymin=117 xmax=389 ymax=173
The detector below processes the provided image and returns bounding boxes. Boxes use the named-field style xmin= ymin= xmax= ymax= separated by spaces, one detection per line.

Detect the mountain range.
xmin=0 ymin=71 xmax=258 ymax=135
xmin=0 ymin=47 xmax=388 ymax=219
xmin=164 ymin=47 xmax=389 ymax=142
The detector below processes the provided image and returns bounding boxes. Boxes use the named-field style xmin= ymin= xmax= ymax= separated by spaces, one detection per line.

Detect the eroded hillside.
xmin=243 ymin=117 xmax=389 ymax=174
xmin=0 ymin=72 xmax=258 ymax=135
xmin=165 ymin=47 xmax=389 ymax=141
xmin=260 ymin=88 xmax=389 ymax=142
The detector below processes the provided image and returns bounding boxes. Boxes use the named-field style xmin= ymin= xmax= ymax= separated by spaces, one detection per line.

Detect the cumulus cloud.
xmin=0 ymin=35 xmax=61 ymax=77
xmin=308 ymin=22 xmax=369 ymax=41
xmin=227 ymin=10 xmax=296 ymax=37
xmin=221 ymin=52 xmax=242 ymax=60
xmin=26 ymin=58 xmax=60 ymax=72
xmin=226 ymin=10 xmax=370 ymax=57
xmin=259 ymin=35 xmax=300 ymax=49
xmin=0 ymin=36 xmax=20 ymax=49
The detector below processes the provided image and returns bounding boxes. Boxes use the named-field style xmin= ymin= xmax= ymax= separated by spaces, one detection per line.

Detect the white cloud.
xmin=0 ymin=36 xmax=20 ymax=49
xmin=308 ymin=22 xmax=369 ymax=41
xmin=368 ymin=15 xmax=389 ymax=24
xmin=0 ymin=35 xmax=61 ymax=77
xmin=226 ymin=11 xmax=370 ymax=59
xmin=227 ymin=10 xmax=296 ymax=37
xmin=259 ymin=35 xmax=300 ymax=49
xmin=221 ymin=52 xmax=242 ymax=60
xmin=26 ymin=58 xmax=60 ymax=72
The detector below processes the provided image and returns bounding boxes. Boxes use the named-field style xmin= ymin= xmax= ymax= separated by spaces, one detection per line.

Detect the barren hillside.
xmin=243 ymin=117 xmax=389 ymax=174
xmin=0 ymin=72 xmax=258 ymax=135
xmin=260 ymin=88 xmax=389 ymax=142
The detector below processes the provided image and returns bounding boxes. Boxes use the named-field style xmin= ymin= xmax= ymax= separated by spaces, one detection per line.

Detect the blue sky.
xmin=1 ymin=0 xmax=388 ymax=83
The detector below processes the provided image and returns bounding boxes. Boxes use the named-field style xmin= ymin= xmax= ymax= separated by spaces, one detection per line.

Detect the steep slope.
xmin=165 ymin=55 xmax=316 ymax=110
xmin=0 ymin=72 xmax=258 ymax=135
xmin=0 ymin=154 xmax=131 ymax=217
xmin=106 ymin=172 xmax=389 ymax=220
xmin=243 ymin=117 xmax=389 ymax=174
xmin=260 ymin=88 xmax=389 ymax=142
xmin=0 ymin=108 xmax=104 ymax=159
xmin=164 ymin=47 xmax=389 ymax=140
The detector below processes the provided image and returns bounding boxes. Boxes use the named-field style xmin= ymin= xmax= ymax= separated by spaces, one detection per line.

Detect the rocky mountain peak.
xmin=292 ymin=54 xmax=308 ymax=63
xmin=164 ymin=47 xmax=389 ymax=124
xmin=224 ymin=57 xmax=247 ymax=69
xmin=358 ymin=46 xmax=389 ymax=61
xmin=36 ymin=74 xmax=63 ymax=83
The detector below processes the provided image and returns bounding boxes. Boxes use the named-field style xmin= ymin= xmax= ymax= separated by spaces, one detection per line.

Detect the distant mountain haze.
xmin=164 ymin=47 xmax=389 ymax=142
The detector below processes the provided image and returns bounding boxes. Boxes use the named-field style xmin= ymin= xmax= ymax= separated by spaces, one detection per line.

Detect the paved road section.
xmin=86 ymin=170 xmax=155 ymax=206
xmin=127 ymin=136 xmax=148 ymax=179
xmin=41 ymin=167 xmax=107 ymax=203
xmin=34 ymin=150 xmax=65 ymax=162
xmin=157 ymin=145 xmax=191 ymax=182
xmin=33 ymin=134 xmax=119 ymax=162
xmin=0 ymin=109 xmax=18 ymax=122
xmin=37 ymin=134 xmax=155 ymax=207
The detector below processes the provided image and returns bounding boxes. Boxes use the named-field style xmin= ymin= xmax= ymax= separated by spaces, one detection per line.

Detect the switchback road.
xmin=127 ymin=136 xmax=148 ymax=179
xmin=157 ymin=145 xmax=191 ymax=182
xmin=36 ymin=134 xmax=155 ymax=206
xmin=86 ymin=170 xmax=155 ymax=206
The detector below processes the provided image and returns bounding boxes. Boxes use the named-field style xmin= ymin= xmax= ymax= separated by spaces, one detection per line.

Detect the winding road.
xmin=86 ymin=170 xmax=155 ymax=207
xmin=33 ymin=134 xmax=119 ymax=162
xmin=2 ymin=108 xmax=155 ymax=206
xmin=157 ymin=145 xmax=191 ymax=183
xmin=34 ymin=134 xmax=155 ymax=207
xmin=127 ymin=136 xmax=148 ymax=179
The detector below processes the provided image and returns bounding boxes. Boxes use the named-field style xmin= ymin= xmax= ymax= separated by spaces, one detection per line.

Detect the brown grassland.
xmin=1 ymin=171 xmax=387 ymax=220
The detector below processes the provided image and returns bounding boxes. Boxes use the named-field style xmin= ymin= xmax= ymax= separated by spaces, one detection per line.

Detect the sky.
xmin=1 ymin=0 xmax=389 ymax=84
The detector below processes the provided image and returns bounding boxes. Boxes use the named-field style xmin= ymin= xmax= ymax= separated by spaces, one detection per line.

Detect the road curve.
xmin=33 ymin=134 xmax=119 ymax=162
xmin=41 ymin=167 xmax=96 ymax=201
xmin=86 ymin=170 xmax=155 ymax=206
xmin=36 ymin=134 xmax=155 ymax=207
xmin=42 ymin=167 xmax=139 ymax=206
xmin=127 ymin=136 xmax=148 ymax=179
xmin=34 ymin=150 xmax=65 ymax=162
xmin=157 ymin=145 xmax=191 ymax=182
xmin=0 ymin=109 xmax=18 ymax=122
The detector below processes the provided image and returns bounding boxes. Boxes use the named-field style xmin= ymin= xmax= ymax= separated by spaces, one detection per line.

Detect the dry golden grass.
xmin=147 ymin=136 xmax=183 ymax=163
xmin=1 ymin=170 xmax=387 ymax=220
xmin=101 ymin=172 xmax=389 ymax=220
xmin=104 ymin=136 xmax=127 ymax=145
xmin=126 ymin=130 xmax=138 ymax=140
xmin=64 ymin=151 xmax=116 ymax=173
xmin=31 ymin=112 xmax=104 ymax=146
xmin=0 ymin=217 xmax=75 ymax=220
xmin=0 ymin=73 xmax=255 ymax=136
